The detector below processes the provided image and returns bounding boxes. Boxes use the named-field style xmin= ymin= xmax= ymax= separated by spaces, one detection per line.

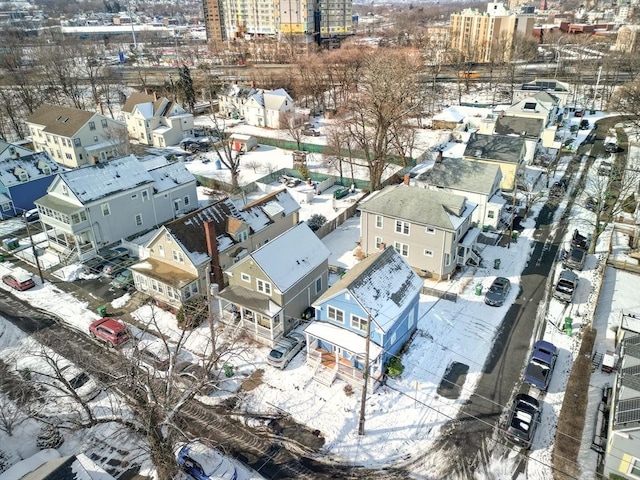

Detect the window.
xmin=395 ymin=220 xmax=410 ymax=235
xmin=394 ymin=242 xmax=409 ymax=257
xmin=89 ymin=121 xmax=96 ymax=131
xmin=172 ymin=249 xmax=184 ymax=263
xmin=327 ymin=306 xmax=344 ymax=323
xmin=158 ymin=244 xmax=165 ymax=257
xmin=101 ymin=119 xmax=108 ymax=128
xmin=183 ymin=195 xmax=190 ymax=206
xmin=93 ymin=136 xmax=98 ymax=142
xmin=141 ymin=190 xmax=149 ymax=201
xmin=375 ymin=215 xmax=383 ymax=228
xmin=237 ymin=230 xmax=248 ymax=242
xmin=174 ymin=199 xmax=181 ymax=211
xmin=315 ymin=276 xmax=322 ymax=293
xmin=241 ymin=273 xmax=251 ymax=283
xmin=426 ymin=227 xmax=436 ymax=234
xmin=408 ymin=309 xmax=415 ymax=328
xmin=487 ymin=210 xmax=495 ymax=219
xmin=445 ymin=253 xmax=451 ymax=266
xmin=629 ymin=459 xmax=640 ymax=477
xmin=351 ymin=314 xmax=368 ymax=332
xmin=424 ymin=249 xmax=434 ymax=257
xmin=257 ymin=279 xmax=271 ymax=295
xmin=102 ymin=203 xmax=110 ymax=216
xmin=375 ymin=237 xmax=383 ymax=249
xmin=135 ymin=214 xmax=143 ymax=226
xmin=19 ymin=172 xmax=28 ymax=182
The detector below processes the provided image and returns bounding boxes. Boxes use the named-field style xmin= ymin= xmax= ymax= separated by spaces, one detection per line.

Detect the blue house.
xmin=0 ymin=151 xmax=60 ymax=219
xmin=305 ymin=246 xmax=423 ymax=390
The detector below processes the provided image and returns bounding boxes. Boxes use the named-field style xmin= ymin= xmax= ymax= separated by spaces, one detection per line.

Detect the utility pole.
xmin=23 ymin=213 xmax=44 ymax=284
xmin=358 ymin=314 xmax=372 ymax=436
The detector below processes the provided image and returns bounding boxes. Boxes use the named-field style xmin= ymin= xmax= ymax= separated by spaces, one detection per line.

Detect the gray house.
xmin=35 ymin=155 xmax=197 ymax=262
xmin=463 ymin=133 xmax=525 ymax=192
xmin=413 ymin=157 xmax=503 ymax=230
xmin=216 ymin=222 xmax=330 ymax=346
xmin=603 ymin=332 xmax=640 ymax=479
xmin=358 ymin=184 xmax=478 ymax=280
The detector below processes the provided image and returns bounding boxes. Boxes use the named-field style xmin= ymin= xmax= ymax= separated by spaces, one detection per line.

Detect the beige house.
xmin=463 ymin=133 xmax=525 ymax=191
xmin=358 ymin=184 xmax=478 ymax=280
xmin=26 ymin=104 xmax=127 ymax=168
xmin=218 ymin=85 xmax=294 ymax=129
xmin=121 ymin=92 xmax=194 ymax=148
xmin=216 ymin=222 xmax=330 ymax=346
xmin=130 ymin=189 xmax=300 ymax=310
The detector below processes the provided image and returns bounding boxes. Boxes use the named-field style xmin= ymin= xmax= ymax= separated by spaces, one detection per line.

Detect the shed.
xmin=229 ymin=134 xmax=257 ymax=152
xmin=432 ymin=106 xmax=466 ymax=130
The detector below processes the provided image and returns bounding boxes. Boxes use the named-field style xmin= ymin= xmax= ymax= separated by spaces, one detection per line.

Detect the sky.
xmin=0 ymin=109 xmax=638 ymax=480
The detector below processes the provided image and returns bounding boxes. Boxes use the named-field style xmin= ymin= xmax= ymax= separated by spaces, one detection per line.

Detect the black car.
xmin=579 ymin=119 xmax=590 ymax=130
xmin=484 ymin=277 xmax=511 ymax=307
xmin=604 ymin=142 xmax=618 ymax=153
xmin=505 ymin=393 xmax=540 ymax=449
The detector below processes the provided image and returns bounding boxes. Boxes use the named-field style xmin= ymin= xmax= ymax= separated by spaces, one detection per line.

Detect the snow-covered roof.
xmin=264 ymin=88 xmax=293 ymax=111
xmin=314 ymin=247 xmax=422 ymax=332
xmin=147 ymin=161 xmax=196 ymax=194
xmin=247 ymin=222 xmax=330 ymax=292
xmin=305 ymin=321 xmax=382 ymax=358
xmin=59 ymin=155 xmax=153 ymax=203
xmin=432 ymin=106 xmax=466 ymax=123
xmin=0 ymin=152 xmax=60 ymax=187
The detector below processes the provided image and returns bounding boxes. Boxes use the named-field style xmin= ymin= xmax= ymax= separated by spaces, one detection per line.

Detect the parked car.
xmin=484 ymin=277 xmax=511 ymax=307
xmin=24 ymin=208 xmax=40 ymax=222
xmin=266 ymin=332 xmax=306 ymax=369
xmin=604 ymin=142 xmax=618 ymax=153
xmin=88 ymin=317 xmax=131 ymax=348
xmin=562 ymin=246 xmax=587 ymax=271
xmin=573 ymin=108 xmax=585 ymax=117
xmin=2 ymin=272 xmax=36 ymax=291
xmin=110 ymin=269 xmax=134 ymax=291
xmin=303 ymin=128 xmax=321 ymax=137
xmin=585 ymin=196 xmax=603 ymax=213
xmin=176 ymin=441 xmax=237 ymax=480
xmin=523 ymin=340 xmax=558 ymax=391
xmin=59 ymin=364 xmax=101 ymax=402
xmin=553 ymin=270 xmax=579 ymax=303
xmin=579 ymin=119 xmax=590 ymax=130
xmin=598 ymin=161 xmax=614 ymax=176
xmin=571 ymin=229 xmax=590 ymax=251
xmin=136 ymin=340 xmax=170 ymax=372
xmin=505 ymin=393 xmax=541 ymax=449
xmin=176 ymin=362 xmax=215 ymax=394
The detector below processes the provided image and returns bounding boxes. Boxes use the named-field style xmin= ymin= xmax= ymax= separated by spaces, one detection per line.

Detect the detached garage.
xmin=229 ymin=134 xmax=257 ymax=152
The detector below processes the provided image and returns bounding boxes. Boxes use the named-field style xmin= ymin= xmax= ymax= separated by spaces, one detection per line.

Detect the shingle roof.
xmin=26 ymin=104 xmax=96 ymax=137
xmin=358 ymin=184 xmax=470 ymax=231
xmin=416 ymin=158 xmax=501 ymax=196
xmin=122 ymin=92 xmax=176 ymax=118
xmin=464 ymin=133 xmax=524 ymax=164
xmin=314 ymin=247 xmax=422 ymax=332
xmin=494 ymin=116 xmax=543 ymax=138
xmin=0 ymin=152 xmax=60 ymax=187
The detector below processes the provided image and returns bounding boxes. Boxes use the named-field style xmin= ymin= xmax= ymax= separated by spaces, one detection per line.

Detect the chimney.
xmin=403 ymin=174 xmax=410 ymax=185
xmin=153 ymin=91 xmax=158 ymax=101
xmin=204 ymin=220 xmax=224 ymax=289
xmin=97 ymin=102 xmax=104 ymax=115
xmin=437 ymin=150 xmax=443 ymax=162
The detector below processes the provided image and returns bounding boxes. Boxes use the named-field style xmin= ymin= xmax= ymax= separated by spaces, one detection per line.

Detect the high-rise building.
xmin=450 ymin=1 xmax=535 ymax=63
xmin=203 ymin=0 xmax=352 ymax=47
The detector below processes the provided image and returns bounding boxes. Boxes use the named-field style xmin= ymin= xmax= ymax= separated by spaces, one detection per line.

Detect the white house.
xmin=243 ymin=88 xmax=295 ymax=129
xmin=121 ymin=92 xmax=195 ymax=147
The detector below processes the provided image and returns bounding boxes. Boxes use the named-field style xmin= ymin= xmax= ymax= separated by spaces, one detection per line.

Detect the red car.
xmin=89 ymin=318 xmax=131 ymax=348
xmin=2 ymin=273 xmax=36 ymax=291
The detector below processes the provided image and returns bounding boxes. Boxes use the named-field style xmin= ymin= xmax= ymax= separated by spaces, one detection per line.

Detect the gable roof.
xmin=358 ymin=184 xmax=475 ymax=231
xmin=432 ymin=106 xmax=466 ymax=123
xmin=122 ymin=92 xmax=183 ymax=119
xmin=0 ymin=151 xmax=60 ymax=187
xmin=0 ymin=140 xmax=33 ymax=160
xmin=26 ymin=104 xmax=97 ymax=137
xmin=463 ymin=133 xmax=524 ymax=164
xmin=247 ymin=222 xmax=330 ymax=292
xmin=264 ymin=88 xmax=293 ymax=110
xmin=58 ymin=155 xmax=153 ymax=203
xmin=494 ymin=116 xmax=543 ymax=138
xmin=416 ymin=157 xmax=501 ymax=196
xmin=219 ymin=84 xmax=258 ymax=99
xmin=146 ymin=161 xmax=196 ymax=193
xmin=241 ymin=188 xmax=300 ymax=218
xmin=314 ymin=247 xmax=422 ymax=332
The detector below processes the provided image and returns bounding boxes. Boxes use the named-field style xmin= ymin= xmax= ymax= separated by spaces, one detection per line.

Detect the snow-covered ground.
xmin=0 ymin=109 xmax=636 ymax=479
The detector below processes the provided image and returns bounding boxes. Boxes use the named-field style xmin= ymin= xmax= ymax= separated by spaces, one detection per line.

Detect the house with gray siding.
xmin=413 ymin=157 xmax=503 ymax=230
xmin=34 ymin=155 xmax=197 ymax=262
xmin=603 ymin=332 xmax=640 ymax=479
xmin=216 ymin=222 xmax=330 ymax=346
xmin=358 ymin=184 xmax=478 ymax=280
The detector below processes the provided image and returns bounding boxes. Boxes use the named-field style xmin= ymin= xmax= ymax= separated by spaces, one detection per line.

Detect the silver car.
xmin=266 ymin=332 xmax=306 ymax=369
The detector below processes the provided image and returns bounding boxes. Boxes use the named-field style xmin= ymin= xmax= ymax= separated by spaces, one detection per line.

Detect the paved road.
xmin=431 ymin=117 xmax=621 ymax=477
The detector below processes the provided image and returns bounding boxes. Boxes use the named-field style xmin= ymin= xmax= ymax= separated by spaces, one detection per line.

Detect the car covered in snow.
xmin=505 ymin=393 xmax=540 ymax=449
xmin=58 ymin=364 xmax=101 ymax=402
xmin=523 ymin=340 xmax=558 ymax=392
xmin=176 ymin=441 xmax=237 ymax=480
xmin=2 ymin=271 xmax=36 ymax=291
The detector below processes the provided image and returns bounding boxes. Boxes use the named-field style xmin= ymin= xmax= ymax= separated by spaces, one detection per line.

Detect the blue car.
xmin=523 ymin=340 xmax=558 ymax=392
xmin=177 ymin=441 xmax=237 ymax=480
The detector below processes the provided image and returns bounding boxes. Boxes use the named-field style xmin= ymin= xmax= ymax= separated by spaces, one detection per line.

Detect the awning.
xmin=459 ymin=227 xmax=481 ymax=248
xmin=217 ymin=284 xmax=282 ymax=317
xmin=304 ymin=321 xmax=382 ymax=360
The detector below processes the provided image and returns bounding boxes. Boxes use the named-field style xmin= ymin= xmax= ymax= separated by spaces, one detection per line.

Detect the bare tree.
xmin=609 ymin=80 xmax=640 ymax=130
xmin=283 ymin=111 xmax=306 ymax=150
xmin=206 ymin=115 xmax=242 ymax=189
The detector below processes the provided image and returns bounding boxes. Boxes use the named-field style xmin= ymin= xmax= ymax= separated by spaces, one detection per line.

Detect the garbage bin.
xmin=97 ymin=305 xmax=107 ymax=317
xmin=494 ymin=258 xmax=501 ymax=269
xmin=475 ymin=283 xmax=483 ymax=296
xmin=511 ymin=231 xmax=519 ymax=241
xmin=482 ymin=225 xmax=489 ymax=233
xmin=223 ymin=364 xmax=234 ymax=378
xmin=564 ymin=317 xmax=573 ymax=336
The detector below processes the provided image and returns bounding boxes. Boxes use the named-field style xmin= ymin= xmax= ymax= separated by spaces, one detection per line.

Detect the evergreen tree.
xmin=177 ymin=65 xmax=196 ymax=113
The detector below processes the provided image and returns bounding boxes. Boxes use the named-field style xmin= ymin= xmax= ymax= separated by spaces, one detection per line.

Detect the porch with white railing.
xmin=458 ymin=227 xmax=482 ymax=267
xmin=218 ymin=302 xmax=284 ymax=346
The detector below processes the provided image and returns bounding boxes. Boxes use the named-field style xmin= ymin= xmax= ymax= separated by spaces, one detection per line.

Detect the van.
xmin=553 ymin=269 xmax=579 ymax=303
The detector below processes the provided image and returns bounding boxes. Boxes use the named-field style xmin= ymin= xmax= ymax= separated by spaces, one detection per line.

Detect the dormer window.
xmin=19 ymin=172 xmax=28 ymax=182
xmin=42 ymin=165 xmax=51 ymax=175
xmin=237 ymin=230 xmax=248 ymax=242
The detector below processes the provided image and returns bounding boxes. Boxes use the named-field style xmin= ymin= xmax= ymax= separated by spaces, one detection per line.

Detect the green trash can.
xmin=564 ymin=317 xmax=573 ymax=336
xmin=482 ymin=225 xmax=489 ymax=233
xmin=494 ymin=258 xmax=501 ymax=269
xmin=97 ymin=305 xmax=107 ymax=317
xmin=475 ymin=283 xmax=483 ymax=296
xmin=223 ymin=364 xmax=234 ymax=378
xmin=511 ymin=231 xmax=519 ymax=241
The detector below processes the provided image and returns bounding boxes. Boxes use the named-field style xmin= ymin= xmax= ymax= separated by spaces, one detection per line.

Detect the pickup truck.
xmin=562 ymin=246 xmax=587 ymax=271
xmin=553 ymin=269 xmax=579 ymax=303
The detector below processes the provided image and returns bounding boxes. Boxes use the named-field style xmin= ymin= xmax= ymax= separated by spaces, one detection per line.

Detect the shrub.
xmin=343 ymin=384 xmax=354 ymax=396
xmin=386 ymin=357 xmax=404 ymax=378
xmin=0 ymin=449 xmax=8 ymax=473
xmin=307 ymin=214 xmax=327 ymax=232
xmin=37 ymin=424 xmax=64 ymax=449
xmin=177 ymin=296 xmax=209 ymax=330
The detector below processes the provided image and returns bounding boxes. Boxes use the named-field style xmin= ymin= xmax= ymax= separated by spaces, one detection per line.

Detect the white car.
xmin=266 ymin=332 xmax=306 ymax=369
xmin=58 ymin=364 xmax=101 ymax=402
